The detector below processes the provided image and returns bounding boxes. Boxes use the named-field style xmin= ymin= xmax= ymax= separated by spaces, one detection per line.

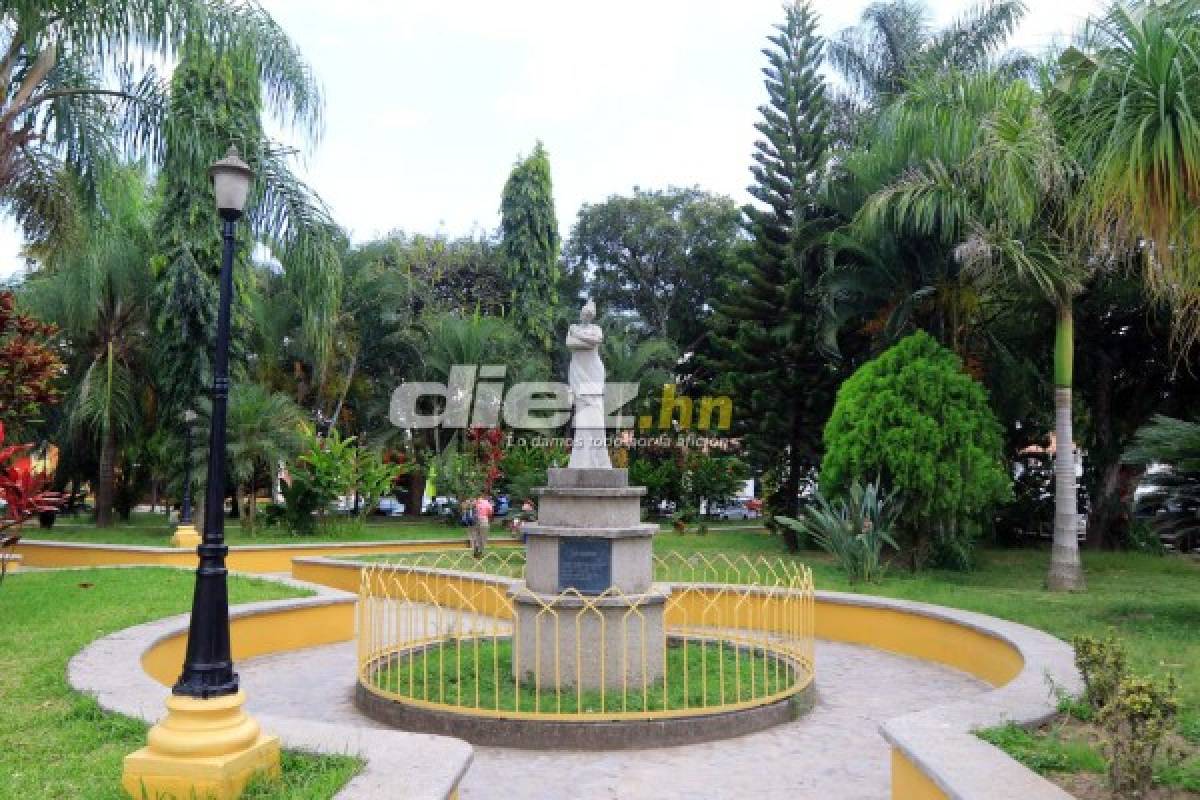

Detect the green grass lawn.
xmin=26 ymin=510 xmax=472 ymax=546
xmin=372 ymin=638 xmax=792 ymax=714
xmin=0 ymin=567 xmax=360 ymax=798
xmin=29 ymin=511 xmax=771 ymax=548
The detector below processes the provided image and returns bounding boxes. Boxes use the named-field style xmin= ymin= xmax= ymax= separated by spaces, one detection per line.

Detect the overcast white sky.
xmin=0 ymin=0 xmax=1103 ymax=280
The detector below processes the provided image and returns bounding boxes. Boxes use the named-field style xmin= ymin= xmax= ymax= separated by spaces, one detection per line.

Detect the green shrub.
xmin=1072 ymin=633 xmax=1128 ymax=711
xmin=276 ymin=429 xmax=357 ymax=535
xmin=1126 ymin=518 xmax=1165 ymax=555
xmin=820 ymin=331 xmax=1010 ymax=569
xmin=352 ymin=449 xmax=406 ymax=521
xmin=500 ymin=443 xmax=568 ymax=503
xmin=1101 ymin=674 xmax=1178 ymax=796
xmin=1057 ymin=695 xmax=1096 ymax=723
xmin=777 ymin=479 xmax=900 ymax=583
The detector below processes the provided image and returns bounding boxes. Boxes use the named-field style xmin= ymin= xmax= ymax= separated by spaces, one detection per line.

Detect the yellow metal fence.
xmin=357 ymin=553 xmax=814 ymax=721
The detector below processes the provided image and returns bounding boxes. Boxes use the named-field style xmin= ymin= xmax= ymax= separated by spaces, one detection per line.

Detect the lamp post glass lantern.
xmin=173 ymin=146 xmax=253 ymax=700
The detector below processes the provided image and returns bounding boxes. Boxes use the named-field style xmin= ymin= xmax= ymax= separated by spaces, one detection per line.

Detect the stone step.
xmin=546 ymin=467 xmax=629 ymax=489
xmin=535 ymin=494 xmax=643 ymax=528
xmin=522 ymin=523 xmax=658 ymax=539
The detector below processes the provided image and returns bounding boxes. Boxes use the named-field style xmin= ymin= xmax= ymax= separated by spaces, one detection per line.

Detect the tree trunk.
xmin=406 ymin=471 xmax=427 ymax=516
xmin=95 ymin=426 xmax=116 ymax=527
xmin=1047 ymin=303 xmax=1086 ymax=591
xmin=775 ymin=412 xmax=804 ymax=552
xmin=326 ymin=349 xmax=358 ymax=436
xmin=1089 ymin=461 xmax=1124 ymax=549
xmin=1083 ymin=351 xmax=1130 ymax=550
xmin=246 ymin=473 xmax=257 ymax=533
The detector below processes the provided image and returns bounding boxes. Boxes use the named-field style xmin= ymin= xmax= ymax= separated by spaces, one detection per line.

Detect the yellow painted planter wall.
xmin=141 ymin=601 xmax=355 ymax=686
xmin=891 ymin=749 xmax=949 ymax=800
xmin=814 ymin=602 xmax=1022 ymax=687
xmin=18 ymin=544 xmax=194 ymax=568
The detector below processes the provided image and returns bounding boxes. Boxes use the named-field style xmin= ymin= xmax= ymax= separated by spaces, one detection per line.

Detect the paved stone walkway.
xmin=240 ymin=639 xmax=985 ymax=800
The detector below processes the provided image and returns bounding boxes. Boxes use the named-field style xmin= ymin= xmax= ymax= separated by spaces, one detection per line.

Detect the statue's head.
xmin=581 ymin=298 xmax=597 ymax=323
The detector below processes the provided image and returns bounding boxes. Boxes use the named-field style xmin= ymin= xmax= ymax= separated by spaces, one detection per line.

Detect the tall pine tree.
xmin=152 ymin=37 xmax=265 ymax=418
xmin=707 ymin=1 xmax=839 ymax=548
xmin=500 ymin=142 xmax=561 ymax=355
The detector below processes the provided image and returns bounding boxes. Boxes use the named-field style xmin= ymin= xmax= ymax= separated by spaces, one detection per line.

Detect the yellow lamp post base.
xmin=171 ymin=524 xmax=202 ymax=549
xmin=123 ymin=691 xmax=280 ymax=800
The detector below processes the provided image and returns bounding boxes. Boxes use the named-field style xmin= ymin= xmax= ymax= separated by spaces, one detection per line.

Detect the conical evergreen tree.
xmin=707 ymin=1 xmax=839 ymax=547
xmin=500 ymin=142 xmax=561 ymax=355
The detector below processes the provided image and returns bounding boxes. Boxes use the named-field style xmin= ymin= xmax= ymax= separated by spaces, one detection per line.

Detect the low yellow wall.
xmin=298 ymin=559 xmax=519 ymax=619
xmin=16 ymin=538 xmax=520 ymax=574
xmin=141 ymin=601 xmax=356 ymax=686
xmin=891 ymin=748 xmax=948 ymax=800
xmin=18 ymin=544 xmax=194 ymax=569
xmin=815 ymin=601 xmax=1022 ymax=687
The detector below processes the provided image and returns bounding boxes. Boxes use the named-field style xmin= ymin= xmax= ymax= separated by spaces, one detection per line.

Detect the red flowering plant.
xmin=1 ymin=421 xmax=62 ymax=585
xmin=0 ymin=290 xmax=63 ymax=438
xmin=466 ymin=426 xmax=505 ymax=495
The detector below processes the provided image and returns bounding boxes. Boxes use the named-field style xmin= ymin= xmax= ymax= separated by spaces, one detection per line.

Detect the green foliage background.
xmin=821 ymin=331 xmax=1011 ymax=567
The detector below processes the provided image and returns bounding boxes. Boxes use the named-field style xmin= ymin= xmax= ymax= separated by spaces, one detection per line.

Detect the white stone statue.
xmin=566 ymin=299 xmax=611 ymax=469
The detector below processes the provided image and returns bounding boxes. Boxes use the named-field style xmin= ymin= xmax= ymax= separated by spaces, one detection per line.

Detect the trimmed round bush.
xmin=820 ymin=331 xmax=1010 ymax=568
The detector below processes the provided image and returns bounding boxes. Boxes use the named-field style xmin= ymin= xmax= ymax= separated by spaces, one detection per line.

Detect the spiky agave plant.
xmin=778 ymin=478 xmax=901 ymax=582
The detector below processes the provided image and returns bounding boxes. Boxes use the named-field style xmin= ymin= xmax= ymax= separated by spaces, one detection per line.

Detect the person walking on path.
xmin=471 ymin=494 xmax=493 ymax=557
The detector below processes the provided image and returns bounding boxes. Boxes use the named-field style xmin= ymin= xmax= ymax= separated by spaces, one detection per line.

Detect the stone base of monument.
xmin=510 ymin=587 xmax=668 ymax=690
xmin=511 ymin=467 xmax=670 ymax=691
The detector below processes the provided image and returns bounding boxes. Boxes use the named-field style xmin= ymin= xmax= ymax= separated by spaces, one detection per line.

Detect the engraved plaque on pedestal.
xmin=557 ymin=537 xmax=612 ymax=594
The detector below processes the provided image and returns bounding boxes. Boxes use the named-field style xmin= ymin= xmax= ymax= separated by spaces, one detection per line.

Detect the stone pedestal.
xmin=512 ymin=588 xmax=667 ymax=690
xmin=513 ymin=467 xmax=667 ymax=690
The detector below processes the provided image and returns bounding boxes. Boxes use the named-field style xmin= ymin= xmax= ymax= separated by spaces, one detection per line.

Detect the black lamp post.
xmin=181 ymin=409 xmax=197 ymax=525
xmin=173 ymin=146 xmax=254 ymax=699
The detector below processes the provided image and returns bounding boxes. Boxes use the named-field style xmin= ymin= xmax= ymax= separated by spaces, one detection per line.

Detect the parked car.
xmin=493 ymin=494 xmax=510 ymax=517
xmin=376 ymin=497 xmax=406 ymax=517
xmin=710 ymin=498 xmax=761 ymax=521
xmin=425 ymin=496 xmax=457 ymax=517
xmin=1134 ymin=478 xmax=1200 ymax=552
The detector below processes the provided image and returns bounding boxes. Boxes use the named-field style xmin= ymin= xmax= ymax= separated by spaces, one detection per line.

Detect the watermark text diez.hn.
xmin=389 ymin=366 xmax=733 ymax=434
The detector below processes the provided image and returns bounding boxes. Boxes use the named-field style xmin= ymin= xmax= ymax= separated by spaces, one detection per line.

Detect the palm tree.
xmin=851 ymin=70 xmax=1089 ymax=589
xmin=1126 ymin=415 xmax=1200 ymax=473
xmin=24 ymin=167 xmax=155 ymax=526
xmin=0 ymin=0 xmax=320 ymax=247
xmin=828 ymin=0 xmax=1031 ymax=136
xmin=418 ymin=312 xmax=543 ymax=386
xmin=1057 ymin=0 xmax=1200 ymax=348
xmin=399 ymin=312 xmax=542 ymax=467
xmin=225 ymin=383 xmax=305 ymax=533
xmin=601 ymin=328 xmax=678 ymax=426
